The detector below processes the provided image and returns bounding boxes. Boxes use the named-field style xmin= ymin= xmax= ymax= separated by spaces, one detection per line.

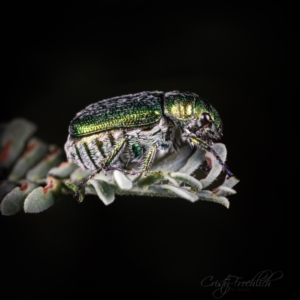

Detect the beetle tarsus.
xmin=201 ymin=165 xmax=211 ymax=172
xmin=225 ymin=171 xmax=234 ymax=179
xmin=74 ymin=167 xmax=102 ymax=200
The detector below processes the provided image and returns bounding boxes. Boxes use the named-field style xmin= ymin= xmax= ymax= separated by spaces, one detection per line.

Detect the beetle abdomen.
xmin=65 ymin=130 xmax=124 ymax=170
xmin=65 ymin=123 xmax=165 ymax=171
xmin=69 ymin=91 xmax=163 ymax=138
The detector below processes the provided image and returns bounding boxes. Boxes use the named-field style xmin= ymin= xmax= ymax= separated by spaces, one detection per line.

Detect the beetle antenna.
xmin=186 ymin=130 xmax=234 ymax=179
xmin=208 ymin=147 xmax=234 ymax=179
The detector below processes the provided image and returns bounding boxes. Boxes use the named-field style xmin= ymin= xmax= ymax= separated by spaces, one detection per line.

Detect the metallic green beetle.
xmin=64 ymin=91 xmax=233 ymax=197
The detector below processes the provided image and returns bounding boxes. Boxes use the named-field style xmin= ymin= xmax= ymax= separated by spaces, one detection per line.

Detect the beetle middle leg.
xmin=141 ymin=143 xmax=158 ymax=176
xmin=138 ymin=122 xmax=175 ymax=176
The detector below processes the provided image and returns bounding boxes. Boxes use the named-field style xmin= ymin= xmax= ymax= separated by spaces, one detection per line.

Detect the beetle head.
xmin=194 ymin=97 xmax=223 ymax=143
xmin=164 ymin=91 xmax=223 ymax=144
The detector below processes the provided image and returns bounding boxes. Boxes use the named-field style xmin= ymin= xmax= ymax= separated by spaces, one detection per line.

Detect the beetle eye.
xmin=200 ymin=113 xmax=211 ymax=125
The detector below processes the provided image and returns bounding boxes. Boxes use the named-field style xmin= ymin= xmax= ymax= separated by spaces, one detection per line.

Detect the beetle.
xmin=64 ymin=90 xmax=233 ymax=198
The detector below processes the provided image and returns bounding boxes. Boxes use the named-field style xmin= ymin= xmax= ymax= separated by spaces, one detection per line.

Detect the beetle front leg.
xmin=184 ymin=130 xmax=234 ymax=179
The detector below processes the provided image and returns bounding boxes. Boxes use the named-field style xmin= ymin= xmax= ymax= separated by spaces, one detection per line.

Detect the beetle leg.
xmin=100 ymin=165 xmax=139 ymax=176
xmin=74 ymin=135 xmax=139 ymax=200
xmin=185 ymin=130 xmax=234 ymax=179
xmin=73 ymin=168 xmax=103 ymax=200
xmin=201 ymin=165 xmax=212 ymax=173
xmin=101 ymin=136 xmax=128 ymax=166
xmin=141 ymin=143 xmax=158 ymax=176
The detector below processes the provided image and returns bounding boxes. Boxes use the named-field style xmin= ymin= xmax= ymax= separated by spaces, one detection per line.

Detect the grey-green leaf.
xmin=169 ymin=172 xmax=203 ymax=191
xmin=48 ymin=162 xmax=78 ymax=178
xmin=24 ymin=177 xmax=62 ymax=213
xmin=8 ymin=137 xmax=48 ymax=181
xmin=0 ymin=118 xmax=37 ymax=169
xmin=178 ymin=148 xmax=206 ymax=175
xmin=89 ymin=179 xmax=115 ymax=205
xmin=26 ymin=145 xmax=64 ymax=182
xmin=137 ymin=171 xmax=165 ymax=189
xmin=197 ymin=190 xmax=230 ymax=208
xmin=0 ymin=181 xmax=18 ymax=202
xmin=213 ymin=186 xmax=236 ymax=197
xmin=70 ymin=168 xmax=93 ymax=181
xmin=64 ymin=179 xmax=85 ymax=202
xmin=1 ymin=182 xmax=37 ymax=216
xmin=113 ymin=170 xmax=133 ymax=190
xmin=200 ymin=143 xmax=227 ymax=189
xmin=151 ymin=145 xmax=194 ymax=172
xmin=160 ymin=184 xmax=199 ymax=202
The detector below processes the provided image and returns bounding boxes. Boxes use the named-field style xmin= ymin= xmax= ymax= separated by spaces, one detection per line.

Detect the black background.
xmin=1 ymin=2 xmax=295 ymax=299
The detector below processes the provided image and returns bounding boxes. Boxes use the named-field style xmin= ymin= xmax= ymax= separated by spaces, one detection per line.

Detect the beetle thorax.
xmin=163 ymin=91 xmax=198 ymax=127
